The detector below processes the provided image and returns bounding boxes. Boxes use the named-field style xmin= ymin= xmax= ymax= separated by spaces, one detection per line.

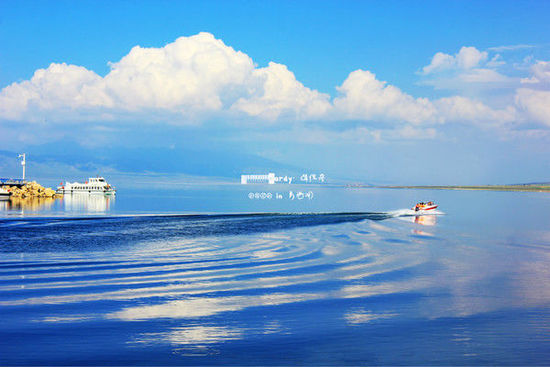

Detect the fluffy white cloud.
xmin=422 ymin=47 xmax=488 ymax=74
xmin=456 ymin=47 xmax=489 ymax=70
xmin=333 ymin=70 xmax=438 ymax=124
xmin=0 ymin=63 xmax=108 ymax=121
xmin=521 ymin=61 xmax=550 ymax=85
xmin=231 ymin=62 xmax=331 ymax=120
xmin=421 ymin=52 xmax=455 ymax=75
xmin=0 ymin=32 xmax=328 ymax=122
xmin=2 ymin=35 xmax=548 ymax=134
xmin=102 ymin=32 xmax=254 ymax=112
xmin=515 ymin=88 xmax=550 ymax=126
xmin=420 ymin=48 xmax=550 ymax=129
xmin=513 ymin=61 xmax=550 ymax=126
xmin=435 ymin=96 xmax=516 ymax=124
xmin=420 ymin=46 xmax=515 ymax=92
xmin=333 ymin=69 xmax=515 ymax=127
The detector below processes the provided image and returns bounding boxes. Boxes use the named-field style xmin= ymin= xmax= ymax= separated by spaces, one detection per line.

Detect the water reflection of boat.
xmin=400 ymin=214 xmax=437 ymax=226
xmin=62 ymin=193 xmax=113 ymax=213
xmin=414 ymin=215 xmax=436 ymax=226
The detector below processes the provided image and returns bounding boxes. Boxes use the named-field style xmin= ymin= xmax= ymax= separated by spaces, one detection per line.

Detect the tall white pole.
xmin=18 ymin=153 xmax=26 ymax=180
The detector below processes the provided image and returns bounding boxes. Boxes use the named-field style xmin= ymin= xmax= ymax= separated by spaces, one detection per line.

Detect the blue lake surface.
xmin=1 ymin=185 xmax=550 ymax=365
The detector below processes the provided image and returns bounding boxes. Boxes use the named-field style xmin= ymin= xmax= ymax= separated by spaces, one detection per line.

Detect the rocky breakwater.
xmin=2 ymin=181 xmax=60 ymax=198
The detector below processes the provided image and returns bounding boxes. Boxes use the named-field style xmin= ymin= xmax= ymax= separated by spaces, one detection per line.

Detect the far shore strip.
xmin=372 ymin=185 xmax=550 ymax=192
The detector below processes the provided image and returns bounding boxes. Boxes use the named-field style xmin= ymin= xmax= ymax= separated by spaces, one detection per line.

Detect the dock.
xmin=0 ymin=178 xmax=28 ymax=188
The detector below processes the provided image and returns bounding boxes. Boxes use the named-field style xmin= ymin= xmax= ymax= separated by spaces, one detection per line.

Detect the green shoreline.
xmin=370 ymin=185 xmax=550 ymax=192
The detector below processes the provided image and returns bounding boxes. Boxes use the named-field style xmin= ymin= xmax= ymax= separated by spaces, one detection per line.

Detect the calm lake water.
xmin=1 ymin=185 xmax=550 ymax=365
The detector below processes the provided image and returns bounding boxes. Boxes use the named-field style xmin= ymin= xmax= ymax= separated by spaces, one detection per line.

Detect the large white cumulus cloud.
xmin=0 ymin=34 xmax=546 ymax=131
xmin=332 ymin=69 xmax=514 ymax=125
xmin=102 ymin=32 xmax=254 ymax=112
xmin=232 ymin=62 xmax=331 ymax=120
xmin=0 ymin=63 xmax=108 ymax=120
xmin=0 ymin=32 xmax=329 ymax=122
xmin=333 ymin=70 xmax=438 ymax=124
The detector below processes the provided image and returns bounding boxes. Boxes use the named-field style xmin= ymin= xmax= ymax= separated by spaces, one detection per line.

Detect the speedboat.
xmin=412 ymin=201 xmax=438 ymax=212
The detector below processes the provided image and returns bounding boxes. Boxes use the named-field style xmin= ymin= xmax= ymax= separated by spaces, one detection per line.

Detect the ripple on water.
xmin=1 ymin=205 xmax=550 ymax=364
xmin=0 ymin=214 xmax=429 ymax=314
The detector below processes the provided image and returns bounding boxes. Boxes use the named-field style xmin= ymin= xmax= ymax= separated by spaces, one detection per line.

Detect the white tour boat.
xmin=0 ymin=187 xmax=10 ymax=198
xmin=56 ymin=177 xmax=116 ymax=195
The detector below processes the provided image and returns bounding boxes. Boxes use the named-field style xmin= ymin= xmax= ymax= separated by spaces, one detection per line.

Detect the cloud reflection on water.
xmin=2 ymin=210 xmax=550 ymax=357
xmin=344 ymin=308 xmax=397 ymax=325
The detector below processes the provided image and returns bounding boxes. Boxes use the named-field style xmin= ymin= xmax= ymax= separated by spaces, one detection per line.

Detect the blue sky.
xmin=1 ymin=0 xmax=549 ymax=184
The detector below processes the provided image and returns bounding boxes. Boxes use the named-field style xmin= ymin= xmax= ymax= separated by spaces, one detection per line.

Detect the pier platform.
xmin=0 ymin=178 xmax=28 ymax=187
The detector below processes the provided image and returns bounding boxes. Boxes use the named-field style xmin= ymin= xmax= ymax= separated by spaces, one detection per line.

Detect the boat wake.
xmin=387 ymin=208 xmax=445 ymax=217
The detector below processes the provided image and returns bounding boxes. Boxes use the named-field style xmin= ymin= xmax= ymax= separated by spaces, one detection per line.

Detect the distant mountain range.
xmin=0 ymin=143 xmax=301 ymax=179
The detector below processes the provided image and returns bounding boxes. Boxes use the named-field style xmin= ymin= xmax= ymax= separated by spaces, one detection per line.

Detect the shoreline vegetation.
xmin=346 ymin=184 xmax=550 ymax=192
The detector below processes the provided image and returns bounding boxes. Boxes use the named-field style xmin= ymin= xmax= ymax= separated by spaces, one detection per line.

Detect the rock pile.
xmin=2 ymin=181 xmax=60 ymax=198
